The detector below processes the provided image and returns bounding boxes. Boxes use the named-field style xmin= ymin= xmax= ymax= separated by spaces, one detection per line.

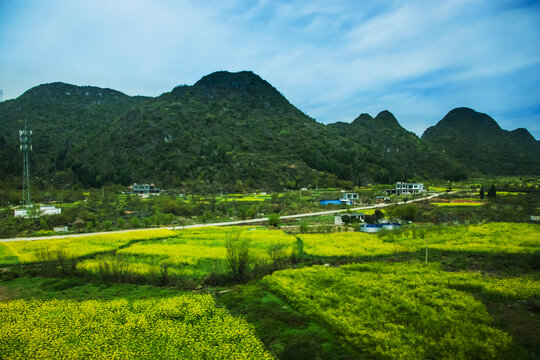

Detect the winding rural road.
xmin=0 ymin=192 xmax=445 ymax=242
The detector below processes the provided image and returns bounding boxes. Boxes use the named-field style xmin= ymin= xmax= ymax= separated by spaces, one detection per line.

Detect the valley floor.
xmin=0 ymin=221 xmax=538 ymax=359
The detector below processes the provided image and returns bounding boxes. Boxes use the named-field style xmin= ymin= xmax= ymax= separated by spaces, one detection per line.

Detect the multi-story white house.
xmin=131 ymin=183 xmax=161 ymax=196
xmin=395 ymin=182 xmax=424 ymax=194
xmin=386 ymin=182 xmax=425 ymax=195
xmin=339 ymin=192 xmax=359 ymax=205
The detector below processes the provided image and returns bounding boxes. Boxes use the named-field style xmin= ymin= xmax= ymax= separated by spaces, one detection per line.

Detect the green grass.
xmin=215 ymin=284 xmax=361 ymax=360
xmin=430 ymin=202 xmax=484 ymax=207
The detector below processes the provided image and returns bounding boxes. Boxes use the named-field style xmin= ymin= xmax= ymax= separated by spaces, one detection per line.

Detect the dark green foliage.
xmin=329 ymin=111 xmax=466 ymax=183
xmin=488 ymin=184 xmax=497 ymax=199
xmin=422 ymin=108 xmax=540 ymax=176
xmin=386 ymin=204 xmax=419 ymax=222
xmin=267 ymin=213 xmax=281 ymax=227
xmin=225 ymin=231 xmax=251 ymax=282
xmin=480 ymin=185 xmax=485 ymax=200
xmin=3 ymin=74 xmax=535 ymax=193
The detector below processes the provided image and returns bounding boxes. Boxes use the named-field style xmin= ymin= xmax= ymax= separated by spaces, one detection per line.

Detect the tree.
xmin=487 ymin=184 xmax=496 ymax=200
xmin=225 ymin=231 xmax=251 ymax=282
xmin=341 ymin=215 xmax=352 ymax=225
xmin=267 ymin=241 xmax=289 ymax=270
xmin=268 ymin=213 xmax=281 ymax=227
xmin=386 ymin=204 xmax=419 ymax=222
xmin=479 ymin=186 xmax=485 ymax=200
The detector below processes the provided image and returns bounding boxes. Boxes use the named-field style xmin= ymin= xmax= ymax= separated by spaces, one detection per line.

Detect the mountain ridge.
xmin=422 ymin=107 xmax=540 ymax=175
xmin=0 ymin=71 xmax=538 ymax=190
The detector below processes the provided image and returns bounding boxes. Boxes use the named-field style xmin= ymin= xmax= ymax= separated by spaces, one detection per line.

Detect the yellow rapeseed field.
xmin=0 ymin=294 xmax=274 ymax=360
xmin=0 ymin=229 xmax=177 ymax=264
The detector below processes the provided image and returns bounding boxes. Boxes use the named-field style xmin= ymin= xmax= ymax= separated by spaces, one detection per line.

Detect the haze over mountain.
xmin=0 ymin=71 xmax=538 ymax=191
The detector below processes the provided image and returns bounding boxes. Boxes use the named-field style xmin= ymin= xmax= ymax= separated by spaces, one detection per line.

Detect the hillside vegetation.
xmin=1 ymin=71 xmax=537 ymax=192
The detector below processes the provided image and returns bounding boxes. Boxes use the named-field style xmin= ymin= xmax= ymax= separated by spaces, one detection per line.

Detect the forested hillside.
xmin=422 ymin=108 xmax=540 ymax=175
xmin=0 ymin=72 xmax=538 ymax=191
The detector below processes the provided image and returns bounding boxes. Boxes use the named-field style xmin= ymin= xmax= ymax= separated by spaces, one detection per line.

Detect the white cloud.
xmin=0 ymin=0 xmax=539 ymax=138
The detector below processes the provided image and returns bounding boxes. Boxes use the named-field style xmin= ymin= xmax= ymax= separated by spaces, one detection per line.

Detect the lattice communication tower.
xmin=19 ymin=120 xmax=32 ymax=206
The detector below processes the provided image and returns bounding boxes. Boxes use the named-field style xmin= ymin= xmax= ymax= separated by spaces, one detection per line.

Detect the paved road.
xmin=0 ymin=192 xmax=444 ymax=242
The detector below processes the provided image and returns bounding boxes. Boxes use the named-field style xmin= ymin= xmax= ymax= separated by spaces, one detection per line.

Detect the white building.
xmin=339 ymin=192 xmax=359 ymax=205
xmin=386 ymin=182 xmax=425 ymax=195
xmin=14 ymin=206 xmax=62 ymax=218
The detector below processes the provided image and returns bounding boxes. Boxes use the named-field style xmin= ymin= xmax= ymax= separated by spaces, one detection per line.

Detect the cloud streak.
xmin=1 ymin=0 xmax=539 ymax=138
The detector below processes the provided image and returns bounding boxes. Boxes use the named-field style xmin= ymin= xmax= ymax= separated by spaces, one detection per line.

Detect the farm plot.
xmin=77 ymin=227 xmax=296 ymax=282
xmin=298 ymin=222 xmax=539 ymax=258
xmin=0 ymin=293 xmax=274 ymax=360
xmin=0 ymin=229 xmax=177 ymax=265
xmin=263 ymin=262 xmax=539 ymax=360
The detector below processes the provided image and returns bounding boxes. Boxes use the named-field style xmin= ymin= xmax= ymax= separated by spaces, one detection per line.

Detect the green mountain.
xmin=329 ymin=111 xmax=466 ymax=182
xmin=0 ymin=73 xmax=538 ymax=191
xmin=421 ymin=107 xmax=540 ymax=175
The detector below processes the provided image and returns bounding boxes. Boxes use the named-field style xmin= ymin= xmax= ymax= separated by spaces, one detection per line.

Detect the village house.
xmin=335 ymin=212 xmax=365 ymax=225
xmin=131 ymin=183 xmax=161 ymax=197
xmin=339 ymin=192 xmax=360 ymax=205
xmin=385 ymin=182 xmax=425 ymax=195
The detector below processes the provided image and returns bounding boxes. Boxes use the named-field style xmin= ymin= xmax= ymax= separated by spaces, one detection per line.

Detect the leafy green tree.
xmin=487 ymin=184 xmax=497 ymax=200
xmin=267 ymin=213 xmax=281 ymax=227
xmin=479 ymin=186 xmax=485 ymax=200
xmin=225 ymin=231 xmax=251 ymax=282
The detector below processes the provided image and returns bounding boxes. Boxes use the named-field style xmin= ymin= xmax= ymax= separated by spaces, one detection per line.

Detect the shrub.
xmin=225 ymin=231 xmax=251 ymax=282
xmin=267 ymin=213 xmax=281 ymax=227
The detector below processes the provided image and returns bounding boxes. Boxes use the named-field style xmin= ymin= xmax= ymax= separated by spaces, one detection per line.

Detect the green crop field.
xmin=77 ymin=227 xmax=296 ymax=283
xmin=0 ymin=229 xmax=177 ymax=265
xmin=263 ymin=261 xmax=539 ymax=359
xmin=1 ymin=222 xmax=538 ymax=359
xmin=299 ymin=222 xmax=539 ymax=257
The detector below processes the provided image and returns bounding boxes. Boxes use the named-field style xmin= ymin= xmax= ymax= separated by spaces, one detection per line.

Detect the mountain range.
xmin=0 ymin=71 xmax=538 ymax=191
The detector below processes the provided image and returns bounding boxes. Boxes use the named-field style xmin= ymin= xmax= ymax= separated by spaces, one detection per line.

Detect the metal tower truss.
xmin=19 ymin=120 xmax=32 ymax=207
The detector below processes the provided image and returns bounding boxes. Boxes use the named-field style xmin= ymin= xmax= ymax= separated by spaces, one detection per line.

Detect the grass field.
xmin=298 ymin=222 xmax=539 ymax=258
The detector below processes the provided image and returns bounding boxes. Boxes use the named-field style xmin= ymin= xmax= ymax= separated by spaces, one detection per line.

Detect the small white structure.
xmin=14 ymin=206 xmax=61 ymax=218
xmin=53 ymin=226 xmax=68 ymax=232
xmin=339 ymin=192 xmax=359 ymax=205
xmin=360 ymin=225 xmax=380 ymax=233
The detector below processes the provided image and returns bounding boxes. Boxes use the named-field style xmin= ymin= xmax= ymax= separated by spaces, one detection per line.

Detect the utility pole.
xmin=19 ymin=119 xmax=32 ymax=207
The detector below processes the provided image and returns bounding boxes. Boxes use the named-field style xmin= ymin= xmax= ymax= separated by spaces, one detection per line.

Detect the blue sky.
xmin=1 ymin=0 xmax=539 ymax=138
